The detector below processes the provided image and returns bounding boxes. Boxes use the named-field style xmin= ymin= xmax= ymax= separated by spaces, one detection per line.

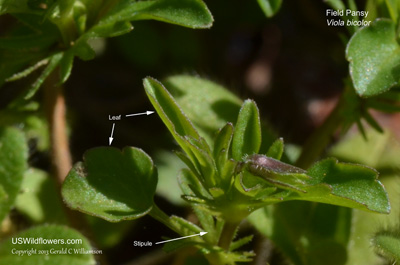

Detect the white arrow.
xmin=125 ymin=111 xmax=154 ymax=117
xmin=155 ymin=232 xmax=208 ymax=245
xmin=109 ymin=123 xmax=115 ymax=145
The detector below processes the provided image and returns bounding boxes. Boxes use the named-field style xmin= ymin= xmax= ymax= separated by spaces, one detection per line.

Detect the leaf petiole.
xmin=149 ymin=204 xmax=185 ymax=236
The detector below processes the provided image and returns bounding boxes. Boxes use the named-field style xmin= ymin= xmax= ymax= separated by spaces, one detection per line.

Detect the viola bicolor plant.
xmin=62 ymin=77 xmax=390 ymax=265
xmin=2 ymin=0 xmax=400 ymax=265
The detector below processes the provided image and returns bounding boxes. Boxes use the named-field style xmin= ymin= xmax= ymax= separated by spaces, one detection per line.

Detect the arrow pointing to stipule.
xmin=155 ymin=232 xmax=208 ymax=245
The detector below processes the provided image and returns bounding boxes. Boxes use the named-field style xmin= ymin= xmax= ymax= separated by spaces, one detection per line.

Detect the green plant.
xmin=2 ymin=0 xmax=400 ymax=265
xmin=0 ymin=0 xmax=213 ymax=98
xmin=61 ymin=77 xmax=390 ymax=265
xmin=0 ymin=0 xmax=213 ymax=264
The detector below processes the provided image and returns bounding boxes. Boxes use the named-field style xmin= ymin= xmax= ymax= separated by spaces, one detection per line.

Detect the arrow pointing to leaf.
xmin=155 ymin=232 xmax=208 ymax=245
xmin=109 ymin=123 xmax=115 ymax=145
xmin=125 ymin=111 xmax=154 ymax=117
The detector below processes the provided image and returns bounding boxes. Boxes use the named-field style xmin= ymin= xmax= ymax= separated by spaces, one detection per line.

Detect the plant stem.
xmin=295 ymin=96 xmax=345 ymax=169
xmin=218 ymin=221 xmax=240 ymax=251
xmin=44 ymin=70 xmax=72 ymax=187
xmin=149 ymin=204 xmax=183 ymax=236
xmin=44 ymin=69 xmax=109 ymax=265
xmin=44 ymin=70 xmax=85 ymax=227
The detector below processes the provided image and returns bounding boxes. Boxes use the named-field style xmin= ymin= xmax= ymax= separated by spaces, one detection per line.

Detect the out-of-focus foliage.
xmin=0 ymin=225 xmax=95 ymax=265
xmin=1 ymin=0 xmax=400 ymax=265
xmin=0 ymin=127 xmax=27 ymax=223
xmin=0 ymin=0 xmax=213 ymax=100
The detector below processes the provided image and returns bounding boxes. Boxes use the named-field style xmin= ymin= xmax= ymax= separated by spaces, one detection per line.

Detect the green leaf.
xmin=144 ymin=77 xmax=217 ymax=186
xmin=62 ymin=147 xmax=158 ymax=222
xmin=60 ymin=51 xmax=74 ymax=83
xmin=72 ymin=42 xmax=96 ymax=61
xmin=163 ymin=75 xmax=242 ymax=142
xmin=170 ymin=215 xmax=203 ymax=235
xmin=302 ymin=158 xmax=390 ymax=213
xmin=219 ymin=159 xmax=237 ymax=190
xmin=373 ymin=231 xmax=400 ymax=261
xmin=257 ymin=0 xmax=282 ymax=17
xmin=0 ymin=126 xmax=27 ymax=223
xmin=0 ymin=225 xmax=95 ymax=265
xmin=184 ymin=137 xmax=217 ymax=187
xmin=208 ymin=187 xmax=224 ymax=198
xmin=46 ymin=1 xmax=79 ymax=44
xmin=345 ymin=175 xmax=400 ymax=265
xmin=154 ymin=151 xmax=186 ymax=205
xmin=193 ymin=206 xmax=220 ymax=244
xmin=213 ymin=123 xmax=233 ymax=175
xmin=242 ymin=154 xmax=390 ymax=213
xmin=384 ymin=0 xmax=399 ymax=21
xmin=266 ymin=137 xmax=284 ymax=160
xmin=129 ymin=0 xmax=213 ymax=28
xmin=0 ymin=15 xmax=58 ymax=87
xmin=362 ymin=110 xmax=383 ymax=133
xmin=92 ymin=0 xmax=213 ymax=37
xmin=144 ymin=77 xmax=201 ymax=143
xmin=367 ymin=98 xmax=400 ymax=112
xmin=25 ymin=52 xmax=63 ymax=99
xmin=328 ymin=130 xmax=400 ymax=264
xmin=250 ymin=164 xmax=397 ymax=265
xmin=219 ymin=251 xmax=256 ymax=263
xmin=15 ymin=168 xmax=66 ymax=223
xmin=232 ymin=100 xmax=262 ymax=160
xmin=234 ymin=170 xmax=278 ymax=199
xmin=5 ymin=58 xmax=49 ymax=82
xmin=0 ymin=110 xmax=49 ymax=151
xmin=346 ymin=19 xmax=400 ymax=97
xmin=163 ymin=216 xmax=207 ymax=253
xmin=175 ymin=151 xmax=200 ymax=178
xmin=0 ymin=0 xmax=40 ymax=15
xmin=330 ymin=129 xmax=400 ymax=172
xmin=229 ymin=235 xmax=253 ymax=251
xmin=0 ymin=49 xmax=44 ymax=88
xmin=92 ymin=21 xmax=133 ymax=38
xmin=178 ymin=168 xmax=212 ymax=200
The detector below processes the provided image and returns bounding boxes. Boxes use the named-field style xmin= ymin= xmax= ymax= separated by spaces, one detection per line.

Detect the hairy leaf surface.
xmin=62 ymin=147 xmax=157 ymax=222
